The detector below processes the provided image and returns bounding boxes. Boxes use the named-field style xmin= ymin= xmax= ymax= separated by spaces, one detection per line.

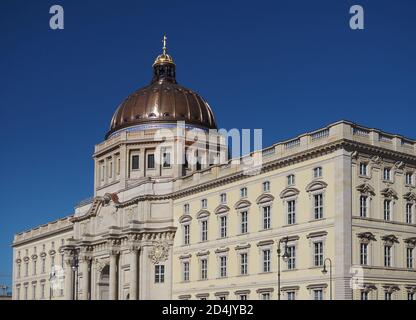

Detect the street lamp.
xmin=277 ymin=236 xmax=289 ymax=300
xmin=71 ymin=255 xmax=79 ymax=300
xmin=321 ymin=258 xmax=333 ymax=300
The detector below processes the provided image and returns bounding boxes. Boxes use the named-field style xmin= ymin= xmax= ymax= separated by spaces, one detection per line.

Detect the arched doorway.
xmin=98 ymin=265 xmax=110 ymax=300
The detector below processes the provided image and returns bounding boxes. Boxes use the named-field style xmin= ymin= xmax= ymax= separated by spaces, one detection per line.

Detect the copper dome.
xmin=106 ymin=37 xmax=217 ymax=139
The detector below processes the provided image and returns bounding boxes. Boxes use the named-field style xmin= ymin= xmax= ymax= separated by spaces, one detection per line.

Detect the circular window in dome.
xmin=163 ymin=112 xmax=170 ymax=117
xmin=148 ymin=113 xmax=157 ymax=118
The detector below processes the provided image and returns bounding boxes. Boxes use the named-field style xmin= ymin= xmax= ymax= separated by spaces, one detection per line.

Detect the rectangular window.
xmin=220 ymin=193 xmax=227 ymax=204
xmin=313 ymin=289 xmax=323 ymax=300
xmin=360 ymin=243 xmax=368 ymax=265
xmin=183 ymin=261 xmax=190 ymax=282
xmin=313 ymin=167 xmax=322 ymax=178
xmin=25 ymin=262 xmax=28 ymax=277
xmin=240 ymin=294 xmax=247 ymax=300
xmin=240 ymin=211 xmax=248 ymax=234
xmin=407 ymin=247 xmax=414 ymax=269
xmin=51 ymin=256 xmax=55 ymax=267
xmin=385 ymin=292 xmax=392 ymax=300
xmin=287 ymin=246 xmax=296 ymax=270
xmin=17 ymin=264 xmax=21 ymax=278
xmin=263 ymin=181 xmax=270 ymax=192
xmin=406 ymin=173 xmax=414 ymax=185
xmin=383 ymin=167 xmax=391 ymax=181
xmin=262 ymin=249 xmax=271 ymax=272
xmin=184 ymin=203 xmax=189 ymax=214
xmin=220 ymin=256 xmax=227 ymax=278
xmin=384 ymin=246 xmax=392 ymax=267
xmin=201 ymin=220 xmax=208 ymax=242
xmin=408 ymin=293 xmax=415 ymax=300
xmin=287 ymin=200 xmax=296 ymax=225
xmin=17 ymin=287 xmax=20 ymax=300
xmin=42 ymin=258 xmax=45 ymax=274
xmin=287 ymin=174 xmax=295 ymax=186
xmin=24 ymin=286 xmax=28 ymax=300
xmin=240 ymin=253 xmax=248 ymax=275
xmin=384 ymin=199 xmax=391 ymax=221
xmin=183 ymin=225 xmax=190 ymax=245
xmin=132 ymin=155 xmax=140 ymax=170
xmin=361 ymin=291 xmax=369 ymax=300
xmin=147 ymin=154 xmax=155 ymax=169
xmin=32 ymin=285 xmax=36 ymax=300
xmin=117 ymin=158 xmax=121 ymax=175
xmin=201 ymin=199 xmax=207 ymax=209
xmin=33 ymin=260 xmax=37 ymax=275
xmin=287 ymin=291 xmax=296 ymax=300
xmin=406 ymin=203 xmax=413 ymax=224
xmin=108 ymin=161 xmax=113 ymax=178
xmin=261 ymin=293 xmax=271 ymax=300
xmin=360 ymin=195 xmax=368 ymax=218
xmin=314 ymin=194 xmax=323 ymax=219
xmin=262 ymin=206 xmax=271 ymax=229
xmin=359 ymin=163 xmax=368 ymax=176
xmin=162 ymin=152 xmax=171 ymax=168
xmin=41 ymin=284 xmax=45 ymax=299
xmin=220 ymin=216 xmax=227 ymax=238
xmin=155 ymin=265 xmax=165 ymax=283
xmin=200 ymin=259 xmax=208 ymax=280
xmin=240 ymin=187 xmax=247 ymax=198
xmin=314 ymin=242 xmax=324 ymax=267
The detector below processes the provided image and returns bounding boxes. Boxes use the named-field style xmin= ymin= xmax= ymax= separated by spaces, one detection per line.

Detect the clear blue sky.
xmin=0 ymin=0 xmax=415 ymax=288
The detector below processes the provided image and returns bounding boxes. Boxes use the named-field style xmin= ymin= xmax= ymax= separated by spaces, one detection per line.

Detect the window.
xmin=41 ymin=283 xmax=45 ymax=299
xmin=406 ymin=203 xmax=413 ymax=224
xmin=33 ymin=260 xmax=37 ymax=275
xmin=314 ymin=242 xmax=324 ymax=267
xmin=383 ymin=167 xmax=391 ymax=181
xmin=239 ymin=294 xmax=248 ymax=300
xmin=61 ymin=254 xmax=64 ymax=268
xmin=262 ymin=249 xmax=271 ymax=272
xmin=16 ymin=287 xmax=20 ymax=300
xmin=220 ymin=193 xmax=227 ymax=204
xmin=147 ymin=154 xmax=155 ymax=169
xmin=100 ymin=164 xmax=105 ymax=181
xmin=263 ymin=181 xmax=270 ymax=192
xmin=384 ymin=200 xmax=392 ymax=221
xmin=313 ymin=167 xmax=322 ymax=178
xmin=132 ymin=155 xmax=139 ymax=170
xmin=201 ymin=220 xmax=208 ymax=242
xmin=162 ymin=151 xmax=171 ymax=168
xmin=51 ymin=256 xmax=55 ymax=267
xmin=200 ymin=259 xmax=208 ymax=280
xmin=360 ymin=196 xmax=368 ymax=218
xmin=24 ymin=286 xmax=28 ymax=300
xmin=240 ymin=253 xmax=248 ymax=275
xmin=406 ymin=172 xmax=414 ymax=185
xmin=25 ymin=262 xmax=28 ymax=277
xmin=117 ymin=158 xmax=121 ymax=175
xmin=184 ymin=203 xmax=189 ymax=214
xmin=287 ymin=246 xmax=296 ymax=270
xmin=155 ymin=265 xmax=165 ymax=283
xmin=17 ymin=264 xmax=21 ymax=278
xmin=32 ymin=284 xmax=36 ymax=300
xmin=240 ymin=211 xmax=248 ymax=234
xmin=287 ymin=174 xmax=295 ymax=186
xmin=359 ymin=162 xmax=368 ymax=176
xmin=314 ymin=194 xmax=323 ymax=219
xmin=408 ymin=292 xmax=415 ymax=300
xmin=183 ymin=261 xmax=190 ymax=282
xmin=361 ymin=291 xmax=369 ymax=300
xmin=384 ymin=246 xmax=392 ymax=267
xmin=183 ymin=225 xmax=190 ymax=245
xmin=262 ymin=206 xmax=271 ymax=230
xmin=42 ymin=258 xmax=46 ymax=274
xmin=108 ymin=161 xmax=113 ymax=178
xmin=384 ymin=292 xmax=392 ymax=300
xmin=219 ymin=256 xmax=227 ymax=277
xmin=261 ymin=293 xmax=271 ymax=300
xmin=220 ymin=216 xmax=227 ymax=238
xmin=218 ymin=295 xmax=227 ymax=300
xmin=287 ymin=200 xmax=296 ymax=225
xmin=407 ymin=247 xmax=414 ymax=269
xmin=201 ymin=199 xmax=207 ymax=209
xmin=287 ymin=291 xmax=296 ymax=300
xmin=240 ymin=187 xmax=247 ymax=198
xmin=313 ymin=289 xmax=323 ymax=300
xmin=360 ymin=243 xmax=368 ymax=265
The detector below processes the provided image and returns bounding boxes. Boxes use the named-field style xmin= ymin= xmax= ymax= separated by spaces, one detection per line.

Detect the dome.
xmin=105 ymin=36 xmax=217 ymax=139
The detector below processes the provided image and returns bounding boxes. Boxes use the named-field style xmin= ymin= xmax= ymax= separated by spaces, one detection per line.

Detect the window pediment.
xmin=256 ymin=194 xmax=274 ymax=205
xmin=234 ymin=200 xmax=251 ymax=210
xmin=380 ymin=187 xmax=398 ymax=199
xmin=381 ymin=234 xmax=399 ymax=245
xmin=403 ymin=192 xmax=416 ymax=202
xmin=196 ymin=210 xmax=210 ymax=219
xmin=357 ymin=232 xmax=377 ymax=242
xmin=356 ymin=183 xmax=375 ymax=196
xmin=305 ymin=181 xmax=328 ymax=193
xmin=214 ymin=205 xmax=230 ymax=215
xmin=404 ymin=237 xmax=416 ymax=247
xmin=179 ymin=214 xmax=192 ymax=224
xmin=279 ymin=187 xmax=300 ymax=199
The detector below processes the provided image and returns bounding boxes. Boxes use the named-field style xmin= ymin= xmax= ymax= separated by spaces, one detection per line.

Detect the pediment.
xmin=234 ymin=200 xmax=251 ymax=210
xmin=305 ymin=181 xmax=328 ymax=193
xmin=403 ymin=192 xmax=416 ymax=202
xmin=179 ymin=214 xmax=192 ymax=224
xmin=197 ymin=210 xmax=211 ymax=219
xmin=356 ymin=183 xmax=375 ymax=195
xmin=380 ymin=187 xmax=398 ymax=199
xmin=256 ymin=194 xmax=275 ymax=205
xmin=381 ymin=234 xmax=399 ymax=244
xmin=214 ymin=205 xmax=230 ymax=215
xmin=279 ymin=187 xmax=300 ymax=199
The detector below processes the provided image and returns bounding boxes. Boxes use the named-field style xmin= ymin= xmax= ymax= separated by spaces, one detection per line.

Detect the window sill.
xmin=308 ymin=218 xmax=326 ymax=223
xmin=358 ymin=174 xmax=370 ymax=179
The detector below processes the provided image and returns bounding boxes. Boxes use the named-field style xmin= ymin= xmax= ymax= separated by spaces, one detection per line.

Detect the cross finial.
xmin=162 ymin=35 xmax=167 ymax=55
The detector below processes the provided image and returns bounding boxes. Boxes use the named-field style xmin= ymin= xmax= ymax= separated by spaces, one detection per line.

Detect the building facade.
xmin=12 ymin=40 xmax=416 ymax=300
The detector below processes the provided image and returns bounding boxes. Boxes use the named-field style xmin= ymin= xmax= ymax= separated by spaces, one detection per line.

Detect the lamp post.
xmin=321 ymin=258 xmax=333 ymax=300
xmin=71 ymin=255 xmax=79 ymax=300
xmin=277 ymin=236 xmax=289 ymax=300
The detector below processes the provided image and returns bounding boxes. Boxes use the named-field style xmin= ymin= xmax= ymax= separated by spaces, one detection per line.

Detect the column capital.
xmin=109 ymin=249 xmax=120 ymax=256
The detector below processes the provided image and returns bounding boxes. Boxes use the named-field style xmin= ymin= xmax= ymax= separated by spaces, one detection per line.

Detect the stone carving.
xmin=381 ymin=234 xmax=399 ymax=245
xmin=357 ymin=232 xmax=377 ymax=243
xmin=370 ymin=156 xmax=382 ymax=166
xmin=394 ymin=161 xmax=405 ymax=170
xmin=149 ymin=241 xmax=169 ymax=264
xmin=403 ymin=192 xmax=416 ymax=202
xmin=94 ymin=259 xmax=107 ymax=273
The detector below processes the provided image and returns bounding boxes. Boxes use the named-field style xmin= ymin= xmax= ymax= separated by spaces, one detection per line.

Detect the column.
xmin=80 ymin=256 xmax=90 ymax=300
xmin=64 ymin=256 xmax=73 ymax=300
xmin=109 ymin=250 xmax=119 ymax=300
xmin=130 ymin=247 xmax=140 ymax=300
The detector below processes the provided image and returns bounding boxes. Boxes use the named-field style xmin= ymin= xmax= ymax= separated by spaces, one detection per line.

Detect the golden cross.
xmin=162 ymin=35 xmax=167 ymax=55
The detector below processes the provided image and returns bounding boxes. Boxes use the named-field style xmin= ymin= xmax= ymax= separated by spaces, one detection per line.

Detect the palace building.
xmin=12 ymin=38 xmax=416 ymax=300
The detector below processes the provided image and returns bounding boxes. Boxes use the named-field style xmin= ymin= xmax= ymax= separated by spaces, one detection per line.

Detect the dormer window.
xmin=359 ymin=162 xmax=368 ymax=176
xmin=383 ymin=167 xmax=391 ymax=181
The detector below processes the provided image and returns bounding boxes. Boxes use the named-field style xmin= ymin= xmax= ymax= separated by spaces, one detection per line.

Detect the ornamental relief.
xmin=149 ymin=240 xmax=169 ymax=264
